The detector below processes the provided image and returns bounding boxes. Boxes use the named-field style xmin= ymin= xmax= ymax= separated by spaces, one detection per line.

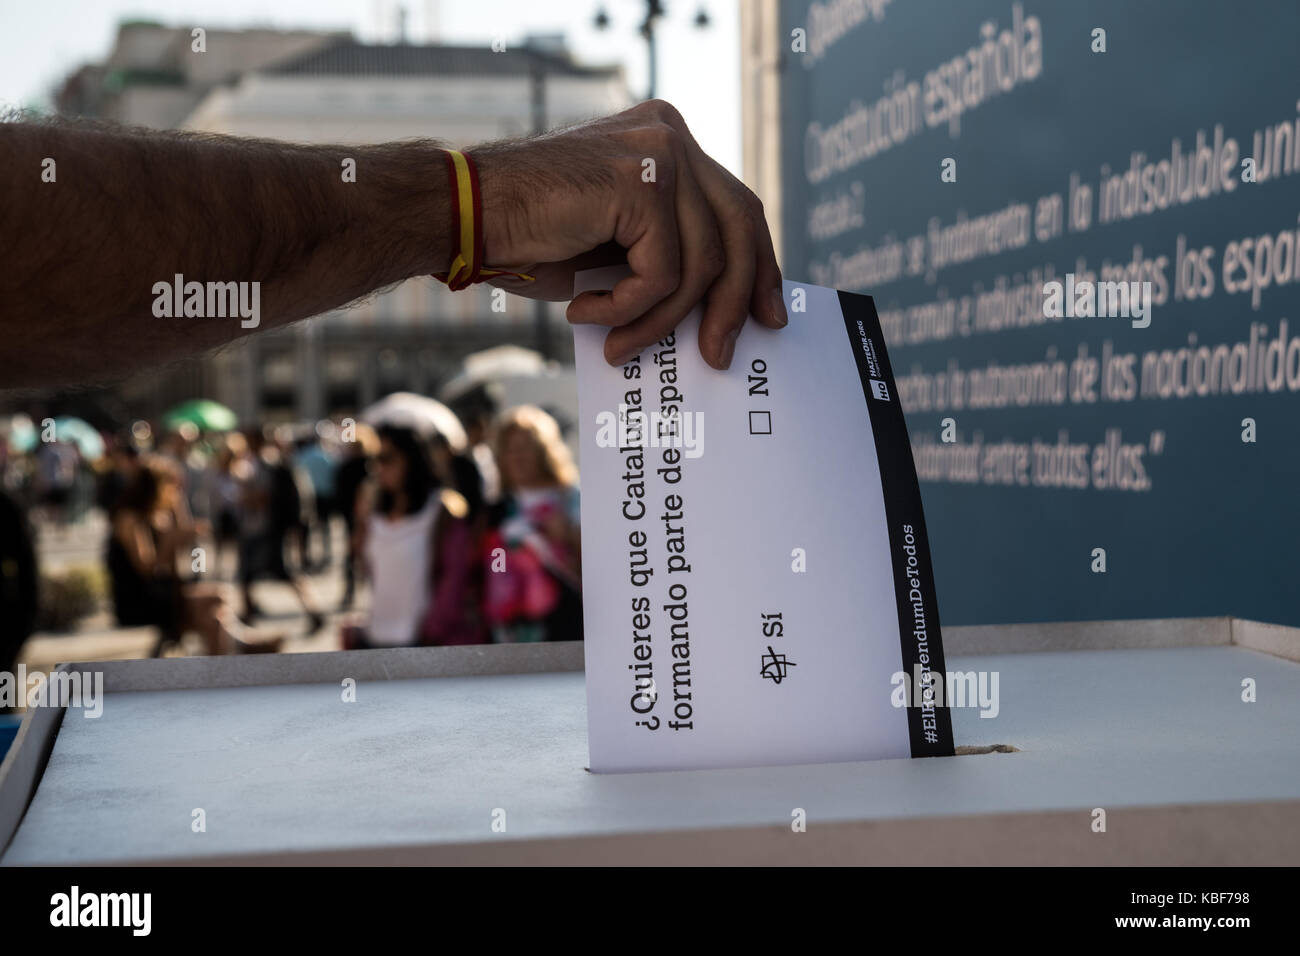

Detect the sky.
xmin=0 ymin=0 xmax=742 ymax=175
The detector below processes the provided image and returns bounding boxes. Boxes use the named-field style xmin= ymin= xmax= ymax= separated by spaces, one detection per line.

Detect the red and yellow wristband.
xmin=432 ymin=149 xmax=534 ymax=291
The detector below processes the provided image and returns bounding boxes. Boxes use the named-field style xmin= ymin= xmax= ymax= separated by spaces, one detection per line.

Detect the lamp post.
xmin=594 ymin=1 xmax=711 ymax=101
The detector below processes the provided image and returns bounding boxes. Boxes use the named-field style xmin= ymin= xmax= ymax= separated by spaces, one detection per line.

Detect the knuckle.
xmin=726 ymin=183 xmax=758 ymax=224
xmin=617 ymin=155 xmax=646 ymax=180
xmin=699 ymin=237 xmax=727 ymax=282
xmin=633 ymin=122 xmax=680 ymax=155
xmin=641 ymin=98 xmax=683 ymax=126
xmin=655 ymin=121 xmax=682 ymax=148
xmin=650 ymin=270 xmax=681 ymax=301
xmin=621 ymin=128 xmax=679 ymax=171
xmin=621 ymin=154 xmax=670 ymax=192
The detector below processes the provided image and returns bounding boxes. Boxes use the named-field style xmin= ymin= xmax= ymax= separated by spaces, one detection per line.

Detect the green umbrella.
xmin=162 ymin=399 xmax=238 ymax=433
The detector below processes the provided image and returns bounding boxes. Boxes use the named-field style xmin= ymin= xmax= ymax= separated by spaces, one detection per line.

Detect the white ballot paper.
xmin=573 ymin=267 xmax=954 ymax=773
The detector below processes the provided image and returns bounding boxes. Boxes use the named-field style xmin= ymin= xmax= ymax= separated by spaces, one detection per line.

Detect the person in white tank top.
xmin=354 ymin=426 xmax=442 ymax=647
xmin=364 ymin=495 xmax=439 ymax=645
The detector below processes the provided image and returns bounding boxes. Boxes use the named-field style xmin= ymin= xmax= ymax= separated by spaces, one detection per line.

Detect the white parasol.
xmin=359 ymin=392 xmax=467 ymax=453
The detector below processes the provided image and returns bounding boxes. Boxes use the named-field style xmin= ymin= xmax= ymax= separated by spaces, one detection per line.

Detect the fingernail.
xmin=719 ymin=326 xmax=740 ymax=369
xmin=771 ymin=287 xmax=788 ymax=327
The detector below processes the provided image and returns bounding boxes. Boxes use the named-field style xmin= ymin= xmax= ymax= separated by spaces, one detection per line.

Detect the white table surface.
xmin=5 ymin=645 xmax=1299 ymax=864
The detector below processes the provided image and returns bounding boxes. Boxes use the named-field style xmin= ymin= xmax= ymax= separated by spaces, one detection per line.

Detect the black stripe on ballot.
xmin=837 ymin=289 xmax=955 ymax=757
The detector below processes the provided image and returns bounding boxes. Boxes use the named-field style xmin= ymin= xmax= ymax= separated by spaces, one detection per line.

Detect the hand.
xmin=151 ymin=510 xmax=174 ymax=535
xmin=473 ymin=100 xmax=788 ymax=370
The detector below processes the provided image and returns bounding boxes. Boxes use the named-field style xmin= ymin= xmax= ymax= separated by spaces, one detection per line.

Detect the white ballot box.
xmin=573 ymin=269 xmax=953 ymax=772
xmin=3 ymin=624 xmax=1299 ymax=866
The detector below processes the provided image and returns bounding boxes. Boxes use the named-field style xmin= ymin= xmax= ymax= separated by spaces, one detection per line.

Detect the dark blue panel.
xmin=779 ymin=0 xmax=1300 ymax=625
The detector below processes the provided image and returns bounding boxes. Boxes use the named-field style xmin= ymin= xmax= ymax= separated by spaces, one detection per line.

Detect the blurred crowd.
xmin=0 ymin=399 xmax=583 ymax=672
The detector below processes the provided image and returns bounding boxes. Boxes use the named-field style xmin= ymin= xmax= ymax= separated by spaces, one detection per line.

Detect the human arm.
xmin=0 ymin=100 xmax=784 ymax=386
xmin=114 ymin=512 xmax=163 ymax=577
xmin=0 ymin=119 xmax=450 ymax=387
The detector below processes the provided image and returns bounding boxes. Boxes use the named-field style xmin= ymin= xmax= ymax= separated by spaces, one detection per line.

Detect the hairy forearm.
xmin=0 ymin=118 xmax=452 ymax=387
xmin=1 ymin=99 xmax=789 ymax=384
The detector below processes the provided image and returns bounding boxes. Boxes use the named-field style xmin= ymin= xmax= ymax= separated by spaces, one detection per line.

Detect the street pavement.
xmin=19 ymin=512 xmax=360 ymax=674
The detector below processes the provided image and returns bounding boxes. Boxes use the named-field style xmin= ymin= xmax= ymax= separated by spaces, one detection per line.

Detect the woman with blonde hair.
xmin=484 ymin=406 xmax=582 ymax=643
